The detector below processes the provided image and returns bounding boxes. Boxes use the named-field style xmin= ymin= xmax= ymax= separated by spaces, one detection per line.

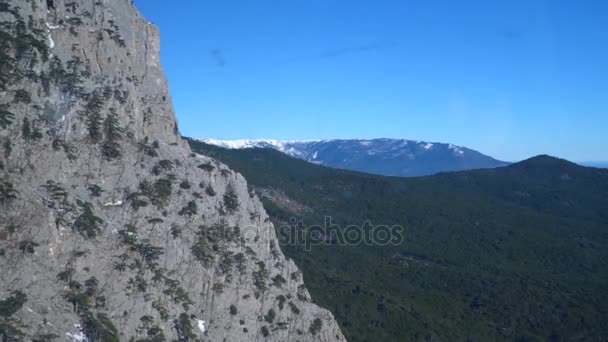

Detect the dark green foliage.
xmin=152 ymin=301 xmax=169 ymax=322
xmin=178 ymin=200 xmax=197 ymax=217
xmin=223 ymin=186 xmax=239 ymax=213
xmin=155 ymin=160 xmax=174 ymax=174
xmin=229 ymin=305 xmax=237 ymax=315
xmin=148 ymin=218 xmax=164 ymax=225
xmin=309 ymin=318 xmax=322 ymax=335
xmin=139 ymin=141 xmax=159 ymax=157
xmin=173 ymin=313 xmax=195 ymax=341
xmin=276 ymin=295 xmax=287 ymax=310
xmin=152 ymin=179 xmax=172 ymax=205
xmin=57 ymin=268 xmax=74 ymax=282
xmin=133 ymin=240 xmax=164 ymax=271
xmin=271 ymin=274 xmax=286 ymax=288
xmin=253 ymin=261 xmax=269 ymax=293
xmin=101 ymin=108 xmax=122 ymax=160
xmin=264 ymin=308 xmax=276 ymax=323
xmin=13 ymin=89 xmax=31 ymax=104
xmin=32 ymin=333 xmax=60 ymax=341
xmin=2 ymin=139 xmax=11 ymax=158
xmin=0 ymin=290 xmax=27 ymax=318
xmin=87 ymin=184 xmax=103 ymax=197
xmin=18 ymin=240 xmax=39 ymax=254
xmin=136 ymin=178 xmax=173 ymax=208
xmin=127 ymin=192 xmax=149 ymax=210
xmin=83 ymin=92 xmax=104 ymax=142
xmin=179 ymin=180 xmax=191 ymax=189
xmin=235 ymin=253 xmax=246 ymax=273
xmin=0 ymin=181 xmax=17 ymax=204
xmin=197 ymin=162 xmax=214 ymax=172
xmin=170 ymin=226 xmax=182 ymax=239
xmin=219 ymin=252 xmax=234 ymax=274
xmin=41 ymin=180 xmax=68 ymax=201
xmin=261 ymin=326 xmax=270 ymax=337
xmin=127 ymin=274 xmax=148 ymax=293
xmin=191 ymin=235 xmax=213 ymax=267
xmin=187 ymin=139 xmax=608 ymax=342
xmin=0 ymin=290 xmax=27 ymax=340
xmin=84 ymin=277 xmax=98 ymax=297
xmin=113 ymin=261 xmax=127 ymax=272
xmin=21 ymin=117 xmax=42 ymax=141
xmin=73 ymin=201 xmax=103 ymax=238
xmin=135 ymin=315 xmax=167 ymax=342
xmin=81 ymin=312 xmax=119 ymax=342
xmin=118 ymin=224 xmax=138 ymax=245
xmin=163 ymin=279 xmax=193 ymax=311
xmin=64 ymin=290 xmax=90 ymax=313
xmin=52 ymin=139 xmax=78 ymax=161
xmin=205 ymin=185 xmax=216 ymax=196
xmin=86 ymin=111 xmax=103 ymax=142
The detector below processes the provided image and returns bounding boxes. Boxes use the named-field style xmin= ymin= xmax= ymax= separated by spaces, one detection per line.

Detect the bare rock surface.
xmin=0 ymin=0 xmax=344 ymax=340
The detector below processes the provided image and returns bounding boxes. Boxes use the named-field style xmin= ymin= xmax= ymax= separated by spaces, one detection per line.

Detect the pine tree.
xmin=21 ymin=117 xmax=31 ymax=140
xmin=0 ymin=105 xmax=15 ymax=129
xmin=83 ymin=92 xmax=104 ymax=142
xmin=103 ymin=108 xmax=122 ymax=142
xmin=0 ymin=180 xmax=18 ymax=205
xmin=101 ymin=108 xmax=122 ymax=160
xmin=86 ymin=112 xmax=102 ymax=142
xmin=21 ymin=117 xmax=42 ymax=141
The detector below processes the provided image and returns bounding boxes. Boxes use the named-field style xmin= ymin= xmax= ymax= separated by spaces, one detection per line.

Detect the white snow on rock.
xmin=66 ymin=332 xmax=86 ymax=342
xmin=197 ymin=319 xmax=206 ymax=333
xmin=45 ymin=22 xmax=62 ymax=30
xmin=448 ymin=144 xmax=465 ymax=155
xmin=66 ymin=325 xmax=86 ymax=342
xmin=103 ymin=200 xmax=123 ymax=207
xmin=48 ymin=33 xmax=55 ymax=49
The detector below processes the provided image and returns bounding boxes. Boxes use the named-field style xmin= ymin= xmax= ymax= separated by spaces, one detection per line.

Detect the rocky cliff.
xmin=0 ymin=0 xmax=344 ymax=341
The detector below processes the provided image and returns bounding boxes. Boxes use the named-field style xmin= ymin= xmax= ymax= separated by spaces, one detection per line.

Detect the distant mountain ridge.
xmin=199 ymin=138 xmax=509 ymax=177
xmin=186 ymin=139 xmax=608 ymax=341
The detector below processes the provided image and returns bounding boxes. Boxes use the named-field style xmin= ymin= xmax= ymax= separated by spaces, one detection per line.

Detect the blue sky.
xmin=135 ymin=0 xmax=608 ymax=162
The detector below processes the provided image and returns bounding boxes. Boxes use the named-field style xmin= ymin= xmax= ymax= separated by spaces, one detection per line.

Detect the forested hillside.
xmin=188 ymin=138 xmax=608 ymax=342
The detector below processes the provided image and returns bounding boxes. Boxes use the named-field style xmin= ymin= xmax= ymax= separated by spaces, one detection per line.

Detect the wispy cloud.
xmin=210 ymin=49 xmax=226 ymax=67
xmin=277 ymin=41 xmax=388 ymax=65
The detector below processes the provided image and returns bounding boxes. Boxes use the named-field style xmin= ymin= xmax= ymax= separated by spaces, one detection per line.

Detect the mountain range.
xmin=200 ymin=138 xmax=509 ymax=177
xmin=188 ymin=138 xmax=608 ymax=341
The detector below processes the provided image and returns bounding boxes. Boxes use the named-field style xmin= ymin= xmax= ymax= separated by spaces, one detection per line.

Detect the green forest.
xmin=188 ymin=138 xmax=608 ymax=342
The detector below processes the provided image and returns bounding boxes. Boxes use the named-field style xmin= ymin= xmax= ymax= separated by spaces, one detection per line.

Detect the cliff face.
xmin=0 ymin=0 xmax=344 ymax=341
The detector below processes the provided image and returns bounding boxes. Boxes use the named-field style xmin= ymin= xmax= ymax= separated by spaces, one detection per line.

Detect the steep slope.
xmin=200 ymin=138 xmax=509 ymax=177
xmin=188 ymin=139 xmax=608 ymax=341
xmin=0 ymin=1 xmax=343 ymax=341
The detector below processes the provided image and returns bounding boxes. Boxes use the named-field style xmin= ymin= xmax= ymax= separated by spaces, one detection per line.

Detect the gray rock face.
xmin=0 ymin=0 xmax=344 ymax=341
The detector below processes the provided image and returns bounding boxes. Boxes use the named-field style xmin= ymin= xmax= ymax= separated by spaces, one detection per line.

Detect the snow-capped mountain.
xmin=199 ymin=138 xmax=509 ymax=177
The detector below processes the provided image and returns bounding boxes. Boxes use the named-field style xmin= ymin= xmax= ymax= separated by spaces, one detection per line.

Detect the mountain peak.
xmin=198 ymin=138 xmax=508 ymax=177
xmin=512 ymin=154 xmax=581 ymax=169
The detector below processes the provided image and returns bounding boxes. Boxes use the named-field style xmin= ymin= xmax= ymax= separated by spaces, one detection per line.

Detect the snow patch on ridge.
xmin=448 ymin=144 xmax=465 ymax=156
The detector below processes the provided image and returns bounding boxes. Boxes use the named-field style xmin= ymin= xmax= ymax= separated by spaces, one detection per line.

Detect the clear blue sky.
xmin=135 ymin=0 xmax=607 ymax=162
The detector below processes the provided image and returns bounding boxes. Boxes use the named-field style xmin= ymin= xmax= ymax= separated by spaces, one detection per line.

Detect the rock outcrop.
xmin=0 ymin=0 xmax=344 ymax=340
